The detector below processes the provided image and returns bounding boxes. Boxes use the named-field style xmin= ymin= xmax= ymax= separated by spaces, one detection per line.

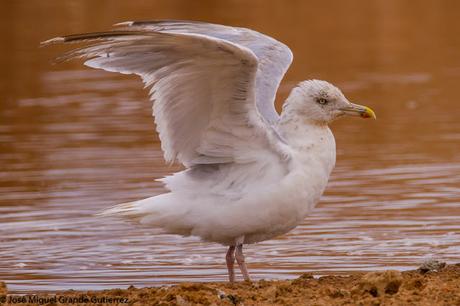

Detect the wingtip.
xmin=40 ymin=37 xmax=65 ymax=46
xmin=113 ymin=21 xmax=134 ymax=27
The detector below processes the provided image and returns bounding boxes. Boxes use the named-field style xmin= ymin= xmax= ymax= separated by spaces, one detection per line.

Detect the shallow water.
xmin=1 ymin=0 xmax=459 ymax=293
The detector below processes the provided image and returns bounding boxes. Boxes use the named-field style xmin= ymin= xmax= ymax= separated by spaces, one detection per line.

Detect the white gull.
xmin=43 ymin=20 xmax=376 ymax=282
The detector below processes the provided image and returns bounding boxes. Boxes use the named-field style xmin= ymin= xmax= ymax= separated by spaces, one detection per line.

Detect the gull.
xmin=43 ymin=20 xmax=376 ymax=283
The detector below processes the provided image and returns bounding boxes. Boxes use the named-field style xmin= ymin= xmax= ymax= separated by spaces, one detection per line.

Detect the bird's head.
xmin=284 ymin=80 xmax=376 ymax=124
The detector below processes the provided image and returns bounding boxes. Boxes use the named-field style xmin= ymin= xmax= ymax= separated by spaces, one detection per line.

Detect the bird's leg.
xmin=226 ymin=245 xmax=236 ymax=282
xmin=235 ymin=243 xmax=251 ymax=282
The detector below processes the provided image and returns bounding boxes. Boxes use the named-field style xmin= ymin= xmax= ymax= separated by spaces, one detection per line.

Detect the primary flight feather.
xmin=43 ymin=20 xmax=376 ymax=282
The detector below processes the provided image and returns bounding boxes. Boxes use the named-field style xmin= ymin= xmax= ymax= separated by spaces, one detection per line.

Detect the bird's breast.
xmin=281 ymin=126 xmax=336 ymax=217
xmin=288 ymin=126 xmax=336 ymax=175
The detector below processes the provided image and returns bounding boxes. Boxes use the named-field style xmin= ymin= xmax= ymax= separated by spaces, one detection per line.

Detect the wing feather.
xmin=43 ymin=29 xmax=283 ymax=167
xmin=115 ymin=20 xmax=293 ymax=124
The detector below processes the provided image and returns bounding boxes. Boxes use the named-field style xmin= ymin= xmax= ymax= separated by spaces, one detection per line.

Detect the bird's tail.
xmin=95 ymin=194 xmax=169 ymax=221
xmin=96 ymin=201 xmax=144 ymax=220
xmin=95 ymin=193 xmax=190 ymax=234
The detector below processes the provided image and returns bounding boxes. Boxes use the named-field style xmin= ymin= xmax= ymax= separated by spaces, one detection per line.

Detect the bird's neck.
xmin=277 ymin=111 xmax=330 ymax=146
xmin=277 ymin=105 xmax=336 ymax=177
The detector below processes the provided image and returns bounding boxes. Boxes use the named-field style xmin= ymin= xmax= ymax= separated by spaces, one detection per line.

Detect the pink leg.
xmin=235 ymin=243 xmax=251 ymax=282
xmin=226 ymin=245 xmax=236 ymax=282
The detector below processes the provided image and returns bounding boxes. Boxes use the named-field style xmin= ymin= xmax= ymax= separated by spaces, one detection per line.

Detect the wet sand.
xmin=1 ymin=263 xmax=458 ymax=305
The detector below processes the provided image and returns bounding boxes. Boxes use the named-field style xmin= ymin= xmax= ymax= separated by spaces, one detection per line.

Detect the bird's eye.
xmin=316 ymin=98 xmax=328 ymax=105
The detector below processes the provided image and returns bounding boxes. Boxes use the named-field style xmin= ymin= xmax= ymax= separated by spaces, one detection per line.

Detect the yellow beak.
xmin=340 ymin=103 xmax=376 ymax=119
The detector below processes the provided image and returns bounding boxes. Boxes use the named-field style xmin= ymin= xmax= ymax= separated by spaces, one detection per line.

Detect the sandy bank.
xmin=1 ymin=263 xmax=459 ymax=305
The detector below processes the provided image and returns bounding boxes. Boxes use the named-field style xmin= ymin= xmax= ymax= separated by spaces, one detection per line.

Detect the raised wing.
xmin=115 ymin=20 xmax=293 ymax=124
xmin=42 ymin=29 xmax=280 ymax=167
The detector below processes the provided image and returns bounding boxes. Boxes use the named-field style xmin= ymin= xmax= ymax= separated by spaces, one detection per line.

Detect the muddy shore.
xmin=1 ymin=263 xmax=459 ymax=305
